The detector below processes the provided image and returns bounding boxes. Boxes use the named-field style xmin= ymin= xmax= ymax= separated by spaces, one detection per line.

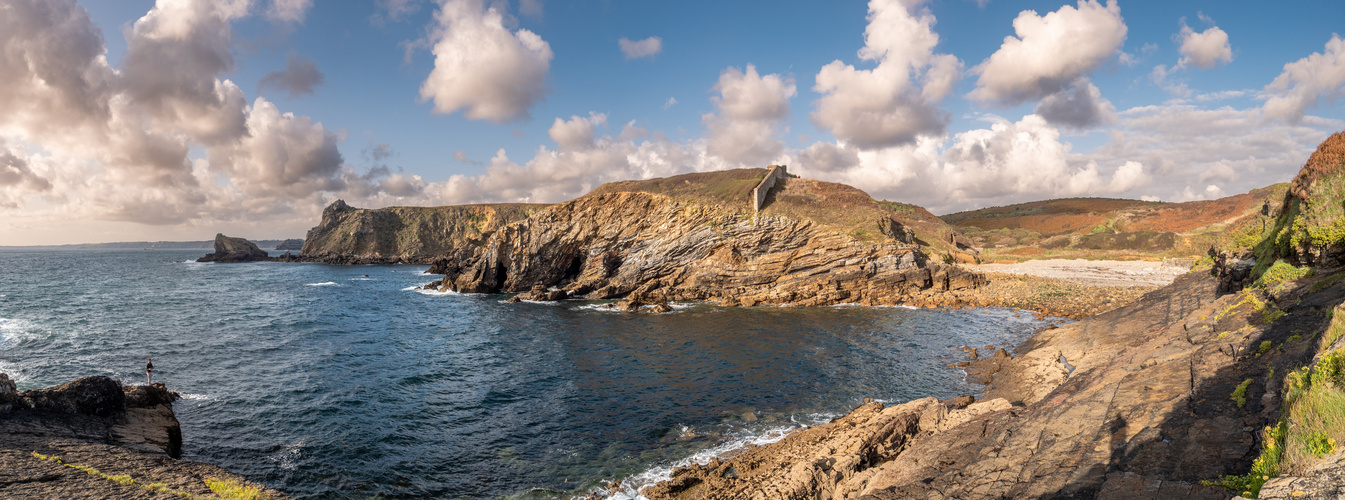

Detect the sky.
xmin=1 ymin=0 xmax=1343 ymax=245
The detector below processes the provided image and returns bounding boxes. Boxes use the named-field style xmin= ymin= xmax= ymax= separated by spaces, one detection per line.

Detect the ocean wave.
xmin=304 ymin=282 xmax=339 ymax=287
xmin=179 ymin=393 xmax=214 ymax=401
xmin=503 ymin=299 xmax=561 ymax=305
xmin=407 ymin=286 xmax=460 ymax=296
xmin=348 ymin=277 xmax=375 ymax=281
xmin=594 ymin=414 xmax=837 ymax=499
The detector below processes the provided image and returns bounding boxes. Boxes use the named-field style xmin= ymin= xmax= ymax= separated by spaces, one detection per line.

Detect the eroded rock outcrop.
xmin=0 ymin=374 xmax=287 ymax=499
xmin=425 ymin=172 xmax=984 ymax=308
xmin=196 ymin=233 xmax=269 ymax=263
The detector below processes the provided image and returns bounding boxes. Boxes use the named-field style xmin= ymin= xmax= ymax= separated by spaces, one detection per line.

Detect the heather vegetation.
xmin=944 ymin=185 xmax=1289 ymax=263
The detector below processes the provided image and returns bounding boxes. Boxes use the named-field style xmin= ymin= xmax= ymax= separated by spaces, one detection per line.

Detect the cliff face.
xmin=426 ymin=171 xmax=983 ymax=308
xmin=298 ymin=199 xmax=546 ymax=264
xmin=0 ymin=374 xmax=288 ymax=498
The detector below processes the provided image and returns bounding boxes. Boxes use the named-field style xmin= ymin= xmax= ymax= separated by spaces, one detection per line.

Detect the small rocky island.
xmin=196 ymin=233 xmax=270 ymax=263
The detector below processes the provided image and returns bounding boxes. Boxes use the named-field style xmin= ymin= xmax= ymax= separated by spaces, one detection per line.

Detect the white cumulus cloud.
xmin=419 ymin=0 xmax=554 ymax=123
xmin=619 ymin=36 xmax=663 ymax=60
xmin=968 ymin=0 xmax=1125 ymax=129
xmin=1177 ymin=18 xmax=1232 ymax=69
xmin=811 ymin=0 xmax=962 ymax=149
xmin=1263 ymin=35 xmax=1345 ymax=124
xmin=703 ymin=65 xmax=796 ymax=166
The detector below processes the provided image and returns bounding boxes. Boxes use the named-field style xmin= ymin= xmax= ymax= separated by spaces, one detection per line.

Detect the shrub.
xmin=1305 ymin=431 xmax=1336 ymax=458
xmin=1257 ymin=341 xmax=1273 ymax=357
xmin=1254 ymin=259 xmax=1313 ymax=289
xmin=1232 ymin=378 xmax=1255 ymax=408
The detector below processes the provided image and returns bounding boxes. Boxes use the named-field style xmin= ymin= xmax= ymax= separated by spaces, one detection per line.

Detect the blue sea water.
xmin=0 ymin=248 xmax=1058 ymax=498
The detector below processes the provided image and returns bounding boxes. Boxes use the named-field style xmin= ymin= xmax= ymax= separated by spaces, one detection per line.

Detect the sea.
xmin=0 ymin=248 xmax=1060 ymax=499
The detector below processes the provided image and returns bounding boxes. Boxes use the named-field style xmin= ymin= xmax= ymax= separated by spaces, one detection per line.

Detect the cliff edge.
xmin=0 ymin=373 xmax=288 ymax=499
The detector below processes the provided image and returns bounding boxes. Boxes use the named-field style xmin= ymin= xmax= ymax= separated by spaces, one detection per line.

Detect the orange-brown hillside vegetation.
xmin=941 ymin=185 xmax=1290 ymax=261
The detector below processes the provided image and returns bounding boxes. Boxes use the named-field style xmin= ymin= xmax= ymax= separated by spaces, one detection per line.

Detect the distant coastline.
xmin=0 ymin=240 xmax=300 ymax=251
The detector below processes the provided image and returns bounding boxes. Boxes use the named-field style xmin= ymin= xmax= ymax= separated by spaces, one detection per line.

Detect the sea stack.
xmin=197 ymin=234 xmax=269 ymax=263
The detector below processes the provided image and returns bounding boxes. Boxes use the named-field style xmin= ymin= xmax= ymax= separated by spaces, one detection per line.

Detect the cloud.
xmin=0 ymin=0 xmax=367 ymax=231
xmin=0 ymin=141 xmax=53 ymax=209
xmin=811 ymin=0 xmax=962 ymax=149
xmin=549 ymin=113 xmax=606 ymax=150
xmin=372 ymin=0 xmax=422 ymax=24
xmin=798 ymin=141 xmax=861 ymax=173
xmin=663 ymin=97 xmax=677 ymax=109
xmin=258 ymin=53 xmax=325 ymax=98
xmin=968 ymin=0 xmax=1125 ymax=128
xmin=1035 ymin=80 xmax=1116 ymax=128
xmin=520 ymin=0 xmax=543 ymax=18
xmin=419 ymin=0 xmax=554 ymax=123
xmin=1177 ymin=18 xmax=1232 ymax=69
xmin=970 ymin=0 xmax=1126 ymax=104
xmin=1262 ymin=35 xmax=1345 ymax=124
xmin=266 ymin=0 xmax=312 ymax=23
xmin=703 ymin=65 xmax=796 ymax=165
xmin=619 ymin=36 xmax=663 ymax=60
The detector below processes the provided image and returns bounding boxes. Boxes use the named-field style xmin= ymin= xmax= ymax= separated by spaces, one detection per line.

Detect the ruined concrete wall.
xmin=751 ymin=165 xmax=788 ymax=212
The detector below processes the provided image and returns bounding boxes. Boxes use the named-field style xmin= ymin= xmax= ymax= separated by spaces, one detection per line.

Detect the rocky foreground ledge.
xmin=0 ymin=373 xmax=287 ymax=499
xmin=643 ymin=267 xmax=1345 ymax=499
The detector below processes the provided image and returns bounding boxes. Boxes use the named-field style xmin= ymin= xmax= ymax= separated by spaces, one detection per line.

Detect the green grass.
xmin=1323 ymin=306 xmax=1345 ymax=351
xmin=206 ymin=477 xmax=270 ymax=500
xmin=30 ymin=451 xmax=269 ymax=499
xmin=1257 ymin=341 xmax=1273 ymax=357
xmin=1309 ymin=272 xmax=1345 ymax=293
xmin=31 ymin=452 xmax=192 ymax=497
xmin=1203 ymin=422 xmax=1285 ymax=497
xmin=1232 ymin=378 xmax=1255 ymax=408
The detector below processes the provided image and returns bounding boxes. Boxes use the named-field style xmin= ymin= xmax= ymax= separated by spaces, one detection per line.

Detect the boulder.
xmin=16 ymin=375 xmax=125 ymax=417
xmin=197 ymin=233 xmax=269 ymax=263
xmin=0 ymin=372 xmax=15 ymax=414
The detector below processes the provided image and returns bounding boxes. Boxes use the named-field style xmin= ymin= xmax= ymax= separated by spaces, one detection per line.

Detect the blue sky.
xmin=1 ymin=0 xmax=1343 ymax=244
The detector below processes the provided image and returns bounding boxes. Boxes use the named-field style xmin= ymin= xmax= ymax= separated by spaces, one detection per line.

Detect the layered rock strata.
xmin=425 ymin=190 xmax=985 ymax=308
xmin=645 ymin=267 xmax=1345 ymax=499
xmin=0 ymin=374 xmax=288 ymax=499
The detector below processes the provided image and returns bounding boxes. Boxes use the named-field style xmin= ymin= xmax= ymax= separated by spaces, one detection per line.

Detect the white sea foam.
xmin=348 ymin=277 xmax=375 ymax=281
xmin=304 ymin=282 xmax=339 ymax=287
xmin=504 ymin=299 xmax=560 ymax=305
xmin=573 ymin=303 xmax=622 ymax=313
xmin=179 ymin=393 xmax=214 ymax=401
xmin=409 ymin=286 xmax=460 ymax=296
xmin=594 ymin=413 xmax=838 ymax=499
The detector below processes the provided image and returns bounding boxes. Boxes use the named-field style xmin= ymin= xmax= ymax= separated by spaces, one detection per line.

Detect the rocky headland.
xmin=0 ymin=373 xmax=287 ymax=499
xmin=295 ymin=198 xmax=547 ymax=264
xmin=638 ymin=131 xmax=1345 ymax=499
xmin=422 ymin=167 xmax=986 ymax=309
